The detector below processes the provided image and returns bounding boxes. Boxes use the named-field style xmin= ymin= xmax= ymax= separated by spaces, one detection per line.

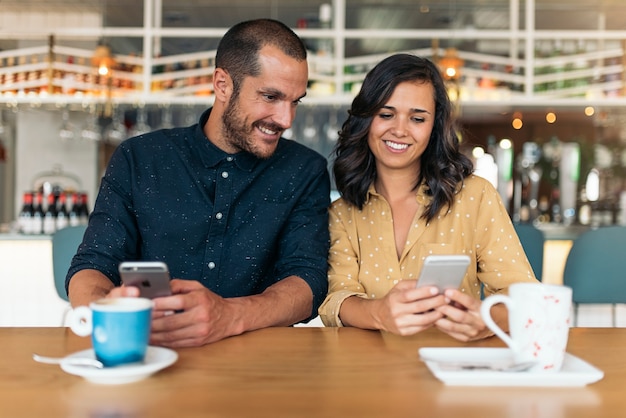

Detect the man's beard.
xmin=221 ymin=95 xmax=280 ymax=160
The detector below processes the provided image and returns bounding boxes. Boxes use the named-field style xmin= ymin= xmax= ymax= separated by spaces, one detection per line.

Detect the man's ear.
xmin=212 ymin=68 xmax=232 ymax=102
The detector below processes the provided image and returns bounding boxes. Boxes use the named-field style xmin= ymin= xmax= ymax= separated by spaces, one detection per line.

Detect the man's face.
xmin=220 ymin=45 xmax=308 ymax=159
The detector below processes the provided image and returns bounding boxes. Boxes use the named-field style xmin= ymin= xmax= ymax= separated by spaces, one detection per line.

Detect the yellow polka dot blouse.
xmin=319 ymin=174 xmax=538 ymax=327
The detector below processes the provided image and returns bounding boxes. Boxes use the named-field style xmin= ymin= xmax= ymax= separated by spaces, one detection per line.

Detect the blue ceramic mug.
xmin=70 ymin=297 xmax=153 ymax=367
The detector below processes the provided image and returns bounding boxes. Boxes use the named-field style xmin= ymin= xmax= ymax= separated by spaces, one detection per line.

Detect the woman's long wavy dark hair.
xmin=332 ymin=53 xmax=473 ymax=223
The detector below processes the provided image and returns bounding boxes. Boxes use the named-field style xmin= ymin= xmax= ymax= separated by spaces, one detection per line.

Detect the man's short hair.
xmin=215 ymin=19 xmax=307 ymax=92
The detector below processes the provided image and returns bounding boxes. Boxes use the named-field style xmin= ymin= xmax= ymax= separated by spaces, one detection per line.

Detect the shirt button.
xmin=208 ymin=262 xmax=216 ymax=269
xmin=221 ymin=171 xmax=229 ymax=179
xmin=215 ymin=212 xmax=223 ymax=220
xmin=226 ymin=156 xmax=234 ymax=162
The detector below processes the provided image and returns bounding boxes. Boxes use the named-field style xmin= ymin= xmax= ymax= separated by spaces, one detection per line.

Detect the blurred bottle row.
xmin=475 ymin=135 xmax=626 ymax=228
xmin=18 ymin=190 xmax=90 ymax=235
xmin=0 ymin=52 xmax=214 ymax=98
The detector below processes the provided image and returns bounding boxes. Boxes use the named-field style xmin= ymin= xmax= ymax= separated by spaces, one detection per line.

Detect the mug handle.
xmin=68 ymin=306 xmax=93 ymax=337
xmin=480 ymin=294 xmax=515 ymax=349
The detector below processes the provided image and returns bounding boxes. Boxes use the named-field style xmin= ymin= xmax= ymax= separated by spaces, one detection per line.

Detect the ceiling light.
xmin=439 ymin=48 xmax=464 ymax=81
xmin=92 ymin=41 xmax=116 ymax=77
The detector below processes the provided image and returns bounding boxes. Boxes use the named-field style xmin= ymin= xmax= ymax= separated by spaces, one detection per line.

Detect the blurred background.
xmin=1 ymin=0 xmax=626 ymax=231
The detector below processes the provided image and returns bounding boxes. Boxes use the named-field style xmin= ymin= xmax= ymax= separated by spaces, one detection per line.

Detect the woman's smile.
xmin=383 ymin=140 xmax=410 ymax=152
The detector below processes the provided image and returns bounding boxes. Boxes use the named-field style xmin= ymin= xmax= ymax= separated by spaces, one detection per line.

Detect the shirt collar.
xmin=193 ymin=108 xmax=258 ymax=171
xmin=365 ymin=181 xmax=432 ymax=205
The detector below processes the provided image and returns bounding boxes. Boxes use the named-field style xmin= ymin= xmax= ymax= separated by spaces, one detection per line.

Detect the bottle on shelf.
xmin=55 ymin=192 xmax=69 ymax=231
xmin=173 ymin=61 xmax=186 ymax=90
xmin=0 ymin=137 xmax=6 ymax=163
xmin=151 ymin=53 xmax=163 ymax=92
xmin=600 ymin=197 xmax=615 ymax=226
xmin=27 ymin=55 xmax=40 ymax=95
xmin=68 ymin=192 xmax=81 ymax=227
xmin=195 ymin=59 xmax=213 ymax=96
xmin=61 ymin=56 xmax=77 ymax=95
xmin=118 ymin=59 xmax=133 ymax=91
xmin=577 ymin=187 xmax=591 ymax=226
xmin=533 ymin=41 xmax=550 ymax=92
xmin=3 ymin=57 xmax=14 ymax=95
xmin=32 ymin=192 xmax=44 ymax=235
xmin=0 ymin=57 xmax=5 ymax=88
xmin=162 ymin=63 xmax=174 ymax=90
xmin=185 ymin=59 xmax=199 ymax=88
xmin=16 ymin=55 xmax=28 ymax=95
xmin=550 ymin=40 xmax=566 ymax=91
xmin=76 ymin=56 xmax=89 ymax=95
xmin=604 ymin=57 xmax=621 ymax=97
xmin=310 ymin=3 xmax=335 ymax=95
xmin=573 ymin=40 xmax=590 ymax=90
xmin=78 ymin=192 xmax=90 ymax=225
xmin=132 ymin=53 xmax=144 ymax=92
xmin=550 ymin=188 xmax=563 ymax=224
xmin=52 ymin=54 xmax=64 ymax=95
xmin=43 ymin=193 xmax=57 ymax=235
xmin=478 ymin=63 xmax=495 ymax=89
xmin=618 ymin=191 xmax=626 ymax=226
xmin=18 ymin=191 xmax=34 ymax=234
xmin=537 ymin=195 xmax=551 ymax=224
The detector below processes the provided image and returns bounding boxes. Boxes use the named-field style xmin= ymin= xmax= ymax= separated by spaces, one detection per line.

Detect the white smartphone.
xmin=415 ymin=255 xmax=471 ymax=293
xmin=119 ymin=261 xmax=172 ymax=299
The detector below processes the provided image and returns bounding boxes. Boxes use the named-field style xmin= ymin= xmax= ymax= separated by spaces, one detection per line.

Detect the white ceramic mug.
xmin=480 ymin=283 xmax=572 ymax=372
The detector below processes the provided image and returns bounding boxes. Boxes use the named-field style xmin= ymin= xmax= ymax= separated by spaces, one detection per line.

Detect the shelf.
xmin=1 ymin=41 xmax=624 ymax=110
xmin=1 ymin=1 xmax=625 ymax=109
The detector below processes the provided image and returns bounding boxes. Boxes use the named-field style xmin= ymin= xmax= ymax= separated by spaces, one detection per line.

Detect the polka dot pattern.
xmin=319 ymin=175 xmax=539 ymax=327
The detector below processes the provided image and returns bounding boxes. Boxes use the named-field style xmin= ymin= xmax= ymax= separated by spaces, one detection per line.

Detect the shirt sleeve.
xmin=318 ymin=200 xmax=368 ymax=327
xmin=273 ymin=152 xmax=331 ymax=320
xmin=66 ymin=141 xmax=140 ymax=289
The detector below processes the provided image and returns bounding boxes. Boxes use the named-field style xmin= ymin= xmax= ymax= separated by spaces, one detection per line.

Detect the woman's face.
xmin=367 ymin=80 xmax=435 ymax=175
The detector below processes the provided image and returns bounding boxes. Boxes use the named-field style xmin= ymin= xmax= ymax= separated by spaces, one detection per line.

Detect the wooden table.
xmin=2 ymin=326 xmax=625 ymax=417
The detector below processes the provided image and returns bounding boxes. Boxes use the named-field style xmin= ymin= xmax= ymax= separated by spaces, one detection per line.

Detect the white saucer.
xmin=60 ymin=346 xmax=178 ymax=385
xmin=419 ymin=347 xmax=604 ymax=387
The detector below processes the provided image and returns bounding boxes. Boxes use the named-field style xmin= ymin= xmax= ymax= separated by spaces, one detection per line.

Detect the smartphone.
xmin=119 ymin=261 xmax=172 ymax=298
xmin=416 ymin=255 xmax=471 ymax=293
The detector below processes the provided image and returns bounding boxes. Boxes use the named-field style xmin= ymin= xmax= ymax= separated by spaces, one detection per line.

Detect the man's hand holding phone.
xmin=119 ymin=261 xmax=173 ymax=299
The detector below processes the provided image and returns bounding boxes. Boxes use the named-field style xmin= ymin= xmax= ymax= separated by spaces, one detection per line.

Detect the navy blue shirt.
xmin=67 ymin=108 xmax=331 ymax=319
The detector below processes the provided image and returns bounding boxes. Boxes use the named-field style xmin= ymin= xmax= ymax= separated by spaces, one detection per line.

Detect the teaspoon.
xmin=436 ymin=360 xmax=536 ymax=372
xmin=32 ymin=353 xmax=104 ymax=369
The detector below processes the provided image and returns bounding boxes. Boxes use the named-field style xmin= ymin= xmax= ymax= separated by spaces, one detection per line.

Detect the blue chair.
xmin=563 ymin=226 xmax=626 ymax=326
xmin=513 ymin=223 xmax=544 ymax=282
xmin=52 ymin=225 xmax=87 ymax=302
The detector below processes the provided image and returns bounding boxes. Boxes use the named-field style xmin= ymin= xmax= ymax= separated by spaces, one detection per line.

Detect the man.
xmin=67 ymin=19 xmax=330 ymax=347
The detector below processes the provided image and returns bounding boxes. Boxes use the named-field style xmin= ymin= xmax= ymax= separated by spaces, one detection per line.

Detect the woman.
xmin=319 ymin=54 xmax=537 ymax=341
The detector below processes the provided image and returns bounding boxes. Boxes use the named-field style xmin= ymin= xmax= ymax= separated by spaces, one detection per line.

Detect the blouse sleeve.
xmin=473 ymin=179 xmax=539 ymax=297
xmin=318 ymin=200 xmax=368 ymax=327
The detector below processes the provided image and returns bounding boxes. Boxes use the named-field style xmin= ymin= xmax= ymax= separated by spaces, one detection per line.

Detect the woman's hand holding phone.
xmin=415 ymin=255 xmax=470 ymax=293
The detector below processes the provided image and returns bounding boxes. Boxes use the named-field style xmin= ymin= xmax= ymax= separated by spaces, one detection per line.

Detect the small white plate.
xmin=419 ymin=347 xmax=604 ymax=387
xmin=60 ymin=346 xmax=178 ymax=385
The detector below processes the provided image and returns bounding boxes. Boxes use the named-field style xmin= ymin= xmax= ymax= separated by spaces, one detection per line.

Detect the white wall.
xmin=14 ymin=108 xmax=99 ymax=218
xmin=0 ymin=238 xmax=70 ymax=326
